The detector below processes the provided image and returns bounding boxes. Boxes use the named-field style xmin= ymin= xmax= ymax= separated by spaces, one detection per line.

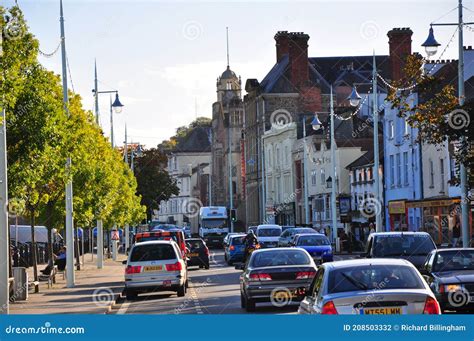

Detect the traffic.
xmin=119 ymin=207 xmax=474 ymax=315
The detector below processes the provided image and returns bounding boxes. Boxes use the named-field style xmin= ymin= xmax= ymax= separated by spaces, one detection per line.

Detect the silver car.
xmin=123 ymin=240 xmax=188 ymax=300
xmin=298 ymin=258 xmax=440 ymax=315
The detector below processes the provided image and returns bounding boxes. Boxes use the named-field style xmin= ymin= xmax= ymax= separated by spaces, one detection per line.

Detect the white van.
xmin=256 ymin=224 xmax=282 ymax=248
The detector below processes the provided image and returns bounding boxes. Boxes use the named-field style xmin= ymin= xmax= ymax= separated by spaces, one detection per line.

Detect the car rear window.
xmin=373 ymin=234 xmax=435 ymax=257
xmin=257 ymin=228 xmax=281 ymax=237
xmin=186 ymin=240 xmax=204 ymax=250
xmin=328 ymin=265 xmax=425 ymax=294
xmin=231 ymin=236 xmax=244 ymax=245
xmin=251 ymin=250 xmax=311 ymax=267
xmin=130 ymin=244 xmax=176 ymax=262
xmin=297 ymin=235 xmax=330 ymax=246
xmin=137 ymin=235 xmax=179 ymax=243
xmin=434 ymin=250 xmax=474 ymax=271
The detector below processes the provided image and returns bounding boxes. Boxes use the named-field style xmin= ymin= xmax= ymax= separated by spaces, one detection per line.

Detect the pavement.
xmin=10 ymin=253 xmax=126 ymax=314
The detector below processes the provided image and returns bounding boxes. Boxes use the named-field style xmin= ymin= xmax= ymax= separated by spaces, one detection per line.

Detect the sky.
xmin=7 ymin=0 xmax=474 ymax=148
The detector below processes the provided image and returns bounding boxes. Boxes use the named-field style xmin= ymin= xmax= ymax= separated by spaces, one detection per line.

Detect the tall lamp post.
xmin=92 ymin=69 xmax=124 ymax=268
xmin=421 ymin=0 xmax=473 ymax=248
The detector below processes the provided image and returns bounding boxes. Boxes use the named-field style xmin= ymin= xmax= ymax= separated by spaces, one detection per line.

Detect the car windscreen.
xmin=130 ymin=244 xmax=176 ymax=262
xmin=251 ymin=250 xmax=311 ymax=267
xmin=201 ymin=219 xmax=227 ymax=229
xmin=297 ymin=235 xmax=330 ymax=246
xmin=137 ymin=235 xmax=178 ymax=243
xmin=373 ymin=234 xmax=435 ymax=257
xmin=231 ymin=236 xmax=244 ymax=245
xmin=328 ymin=265 xmax=425 ymax=294
xmin=433 ymin=250 xmax=474 ymax=272
xmin=257 ymin=228 xmax=281 ymax=237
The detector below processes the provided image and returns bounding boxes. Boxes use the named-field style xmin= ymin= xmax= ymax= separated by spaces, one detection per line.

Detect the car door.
xmin=299 ymin=267 xmax=325 ymax=314
xmin=422 ymin=251 xmax=436 ymax=290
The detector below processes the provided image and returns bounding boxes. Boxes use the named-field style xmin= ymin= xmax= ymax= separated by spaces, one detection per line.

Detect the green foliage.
xmin=158 ymin=116 xmax=211 ymax=151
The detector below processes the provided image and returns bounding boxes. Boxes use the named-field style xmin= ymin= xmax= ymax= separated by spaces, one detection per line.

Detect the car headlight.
xmin=444 ymin=284 xmax=463 ymax=292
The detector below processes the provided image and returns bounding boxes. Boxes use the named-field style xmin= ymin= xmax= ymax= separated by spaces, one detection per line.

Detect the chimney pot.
xmin=387 ymin=27 xmax=413 ymax=81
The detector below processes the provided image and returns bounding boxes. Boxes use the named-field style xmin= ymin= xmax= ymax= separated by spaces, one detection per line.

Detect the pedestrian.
xmin=55 ymin=246 xmax=67 ymax=271
xmin=452 ymin=221 xmax=460 ymax=247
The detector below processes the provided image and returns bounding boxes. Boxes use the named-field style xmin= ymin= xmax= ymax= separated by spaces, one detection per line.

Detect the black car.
xmin=363 ymin=232 xmax=436 ymax=270
xmin=185 ymin=238 xmax=210 ymax=269
xmin=421 ymin=248 xmax=474 ymax=313
xmin=237 ymin=247 xmax=317 ymax=312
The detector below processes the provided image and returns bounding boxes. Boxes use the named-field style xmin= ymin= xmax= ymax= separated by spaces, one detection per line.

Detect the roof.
xmin=435 ymin=248 xmax=474 ymax=252
xmin=346 ymin=149 xmax=384 ymax=170
xmin=324 ymin=258 xmax=413 ymax=269
xmin=220 ymin=66 xmax=237 ymax=80
xmin=173 ymin=126 xmax=211 ymax=153
xmin=370 ymin=231 xmax=431 ymax=236
xmin=133 ymin=240 xmax=175 ymax=246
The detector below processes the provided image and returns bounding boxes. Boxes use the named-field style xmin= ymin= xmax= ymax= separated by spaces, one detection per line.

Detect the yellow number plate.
xmin=272 ymin=290 xmax=294 ymax=300
xmin=143 ymin=265 xmax=163 ymax=272
xmin=188 ymin=253 xmax=199 ymax=257
xmin=363 ymin=307 xmax=402 ymax=315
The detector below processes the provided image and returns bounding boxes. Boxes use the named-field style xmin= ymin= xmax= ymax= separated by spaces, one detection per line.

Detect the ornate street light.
xmin=421 ymin=26 xmax=441 ymax=57
xmin=111 ymin=92 xmax=124 ymax=114
xmin=311 ymin=114 xmax=323 ymax=131
xmin=348 ymin=86 xmax=362 ymax=107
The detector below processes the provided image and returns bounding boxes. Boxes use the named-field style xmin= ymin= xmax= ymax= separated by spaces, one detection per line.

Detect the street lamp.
xmin=421 ymin=26 xmax=441 ymax=57
xmin=311 ymin=114 xmax=322 ymax=131
xmin=347 ymin=86 xmax=362 ymax=107
xmin=422 ymin=0 xmax=473 ymax=247
xmin=111 ymin=93 xmax=124 ymax=113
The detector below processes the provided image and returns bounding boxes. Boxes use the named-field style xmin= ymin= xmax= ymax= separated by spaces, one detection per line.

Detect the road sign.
xmin=111 ymin=230 xmax=120 ymax=241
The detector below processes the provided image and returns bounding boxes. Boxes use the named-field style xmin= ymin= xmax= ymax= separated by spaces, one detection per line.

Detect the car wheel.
xmin=205 ymin=263 xmax=210 ymax=269
xmin=177 ymin=284 xmax=186 ymax=297
xmin=227 ymin=260 xmax=233 ymax=266
xmin=245 ymin=297 xmax=256 ymax=312
xmin=240 ymin=293 xmax=246 ymax=308
xmin=125 ymin=290 xmax=137 ymax=301
xmin=185 ymin=279 xmax=189 ymax=289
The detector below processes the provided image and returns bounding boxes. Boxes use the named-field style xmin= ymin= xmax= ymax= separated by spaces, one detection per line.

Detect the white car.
xmin=123 ymin=240 xmax=188 ymax=300
xmin=298 ymin=258 xmax=440 ymax=315
xmin=256 ymin=224 xmax=282 ymax=248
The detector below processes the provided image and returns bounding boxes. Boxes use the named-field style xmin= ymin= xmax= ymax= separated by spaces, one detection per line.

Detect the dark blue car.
xmin=293 ymin=233 xmax=333 ymax=263
xmin=224 ymin=234 xmax=246 ymax=265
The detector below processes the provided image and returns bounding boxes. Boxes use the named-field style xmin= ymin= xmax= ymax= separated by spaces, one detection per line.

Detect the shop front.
xmin=388 ymin=200 xmax=408 ymax=231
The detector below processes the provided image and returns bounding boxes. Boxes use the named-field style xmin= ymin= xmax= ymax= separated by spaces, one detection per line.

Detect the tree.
xmin=134 ymin=148 xmax=179 ymax=221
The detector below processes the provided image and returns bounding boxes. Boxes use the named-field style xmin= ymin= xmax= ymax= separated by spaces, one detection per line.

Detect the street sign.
xmin=111 ymin=230 xmax=120 ymax=241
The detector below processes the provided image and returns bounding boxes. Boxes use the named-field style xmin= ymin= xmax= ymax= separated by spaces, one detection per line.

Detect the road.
xmin=115 ymin=250 xmax=302 ymax=314
xmin=114 ymin=250 xmax=358 ymax=315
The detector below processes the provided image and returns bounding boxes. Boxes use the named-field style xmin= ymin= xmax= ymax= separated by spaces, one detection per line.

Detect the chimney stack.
xmin=288 ymin=32 xmax=310 ymax=88
xmin=275 ymin=31 xmax=290 ymax=63
xmin=387 ymin=28 xmax=413 ymax=81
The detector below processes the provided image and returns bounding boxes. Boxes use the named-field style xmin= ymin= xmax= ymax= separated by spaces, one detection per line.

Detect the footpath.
xmin=9 ymin=254 xmax=126 ymax=314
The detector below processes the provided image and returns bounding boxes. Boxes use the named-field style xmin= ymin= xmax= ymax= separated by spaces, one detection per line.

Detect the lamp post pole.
xmin=60 ymin=0 xmax=75 ymax=288
xmin=372 ymin=53 xmax=382 ymax=232
xmin=228 ymin=113 xmax=234 ymax=233
xmin=330 ymin=86 xmax=338 ymax=243
xmin=302 ymin=117 xmax=310 ymax=225
xmin=0 ymin=108 xmax=9 ymax=314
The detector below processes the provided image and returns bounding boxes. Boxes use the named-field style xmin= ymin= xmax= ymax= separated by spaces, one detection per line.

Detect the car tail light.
xmin=125 ymin=265 xmax=142 ymax=274
xmin=322 ymin=301 xmax=338 ymax=314
xmin=229 ymin=245 xmax=235 ymax=251
xmin=249 ymin=273 xmax=272 ymax=281
xmin=166 ymin=262 xmax=182 ymax=271
xmin=204 ymin=247 xmax=209 ymax=256
xmin=423 ymin=296 xmax=440 ymax=314
xmin=296 ymin=271 xmax=316 ymax=280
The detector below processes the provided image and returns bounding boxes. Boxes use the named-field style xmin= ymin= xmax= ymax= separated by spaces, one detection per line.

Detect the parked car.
xmin=185 ymin=238 xmax=210 ymax=269
xmin=237 ymin=247 xmax=317 ymax=312
xmin=298 ymin=258 xmax=440 ymax=315
xmin=363 ymin=232 xmax=436 ymax=270
xmin=292 ymin=233 xmax=333 ymax=263
xmin=134 ymin=229 xmax=187 ymax=258
xmin=421 ymin=248 xmax=474 ymax=313
xmin=123 ymin=240 xmax=188 ymax=300
xmin=224 ymin=234 xmax=246 ymax=265
xmin=278 ymin=227 xmax=317 ymax=247
xmin=256 ymin=225 xmax=282 ymax=248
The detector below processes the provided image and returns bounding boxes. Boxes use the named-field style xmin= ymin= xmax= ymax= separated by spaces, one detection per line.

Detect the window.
xmin=311 ymin=170 xmax=317 ymax=186
xmin=389 ymin=155 xmax=395 ymax=187
xmin=276 ymin=147 xmax=280 ymax=166
xmin=284 ymin=145 xmax=289 ymax=166
xmin=388 ymin=120 xmax=394 ymax=139
xmin=367 ymin=167 xmax=372 ymax=181
xmin=320 ymin=169 xmax=325 ymax=185
xmin=404 ymin=118 xmax=410 ymax=136
xmin=440 ymin=158 xmax=445 ymax=192
xmin=403 ymin=152 xmax=409 ymax=186
xmin=429 ymin=159 xmax=434 ymax=188
xmin=396 ymin=153 xmax=401 ymax=186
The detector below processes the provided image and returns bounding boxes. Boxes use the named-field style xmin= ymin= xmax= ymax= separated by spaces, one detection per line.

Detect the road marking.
xmin=117 ymin=302 xmax=130 ymax=315
xmin=189 ymin=284 xmax=203 ymax=314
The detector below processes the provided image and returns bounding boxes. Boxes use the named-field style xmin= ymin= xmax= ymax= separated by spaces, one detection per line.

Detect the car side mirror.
xmin=122 ymin=260 xmax=127 ymax=265
xmin=234 ymin=263 xmax=244 ymax=271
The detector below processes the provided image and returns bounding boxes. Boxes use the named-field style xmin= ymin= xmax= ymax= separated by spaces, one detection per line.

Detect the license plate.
xmin=163 ymin=280 xmax=172 ymax=286
xmin=143 ymin=265 xmax=163 ymax=272
xmin=272 ymin=290 xmax=295 ymax=300
xmin=188 ymin=253 xmax=199 ymax=257
xmin=362 ymin=307 xmax=402 ymax=315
